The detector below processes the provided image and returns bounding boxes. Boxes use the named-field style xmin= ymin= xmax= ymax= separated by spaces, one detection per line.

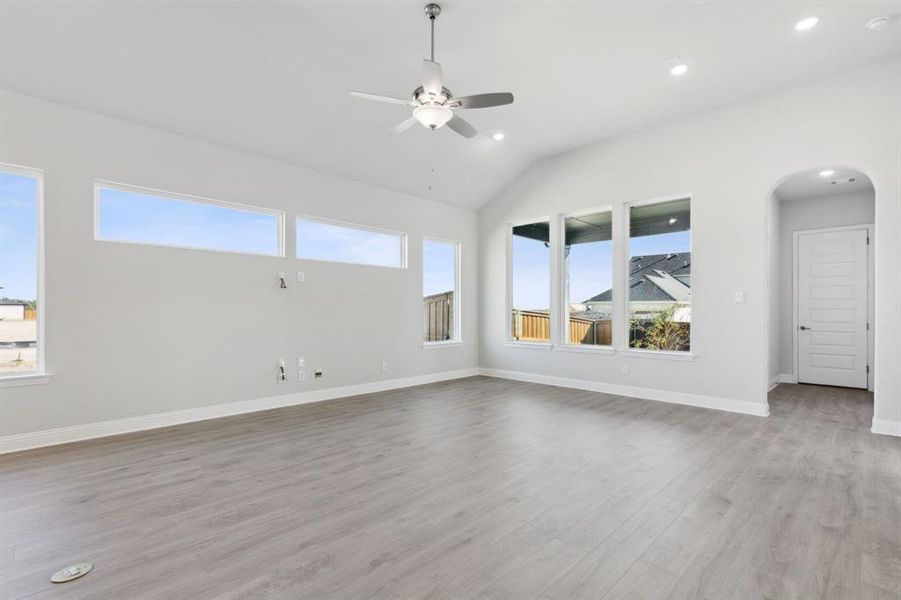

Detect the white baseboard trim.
xmin=777 ymin=373 xmax=798 ymax=384
xmin=871 ymin=418 xmax=901 ymax=437
xmin=768 ymin=378 xmax=778 ymax=392
xmin=479 ymin=368 xmax=769 ymax=417
xmin=0 ymin=368 xmax=480 ymax=454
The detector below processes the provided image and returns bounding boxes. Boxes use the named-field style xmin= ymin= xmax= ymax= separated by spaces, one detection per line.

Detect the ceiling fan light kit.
xmin=350 ymin=3 xmax=514 ymax=139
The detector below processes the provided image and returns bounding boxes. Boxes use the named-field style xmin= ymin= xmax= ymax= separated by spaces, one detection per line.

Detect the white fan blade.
xmin=446 ymin=114 xmax=477 ymax=138
xmin=450 ymin=92 xmax=514 ymax=109
xmin=350 ymin=91 xmax=415 ymax=106
xmin=422 ymin=60 xmax=443 ymax=98
xmin=390 ymin=116 xmax=418 ymax=136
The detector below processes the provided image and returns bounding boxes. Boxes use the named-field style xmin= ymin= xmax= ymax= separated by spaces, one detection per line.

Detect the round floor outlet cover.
xmin=50 ymin=562 xmax=93 ymax=583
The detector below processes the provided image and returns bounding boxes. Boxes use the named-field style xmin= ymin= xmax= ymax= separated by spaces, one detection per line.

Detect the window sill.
xmin=423 ymin=341 xmax=463 ymax=349
xmin=553 ymin=345 xmax=615 ymax=355
xmin=619 ymin=349 xmax=696 ymax=362
xmin=505 ymin=341 xmax=552 ymax=349
xmin=1 ymin=373 xmax=52 ymax=387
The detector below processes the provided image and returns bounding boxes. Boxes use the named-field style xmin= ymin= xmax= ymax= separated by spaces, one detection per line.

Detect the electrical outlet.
xmin=314 ymin=369 xmax=323 ymax=379
xmin=278 ymin=272 xmax=288 ymax=289
xmin=381 ymin=360 xmax=388 ymax=372
xmin=298 ymin=370 xmax=306 ymax=382
xmin=297 ymin=356 xmax=305 ymax=368
xmin=621 ymin=364 xmax=630 ymax=376
xmin=278 ymin=359 xmax=288 ymax=383
xmin=297 ymin=271 xmax=305 ymax=283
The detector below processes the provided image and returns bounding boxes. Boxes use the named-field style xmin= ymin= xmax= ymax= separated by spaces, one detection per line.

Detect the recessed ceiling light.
xmin=795 ymin=17 xmax=819 ymax=31
xmin=866 ymin=17 xmax=890 ymax=31
xmin=492 ymin=132 xmax=505 ymax=141
xmin=819 ymin=169 xmax=835 ymax=177
xmin=669 ymin=63 xmax=688 ymax=77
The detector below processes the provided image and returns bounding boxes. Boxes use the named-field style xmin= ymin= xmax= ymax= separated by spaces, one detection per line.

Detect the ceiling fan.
xmin=350 ymin=3 xmax=514 ymax=139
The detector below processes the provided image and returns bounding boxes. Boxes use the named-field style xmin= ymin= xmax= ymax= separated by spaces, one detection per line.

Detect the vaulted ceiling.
xmin=1 ymin=1 xmax=898 ymax=208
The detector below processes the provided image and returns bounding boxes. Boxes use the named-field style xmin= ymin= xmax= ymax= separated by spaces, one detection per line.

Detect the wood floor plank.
xmin=1 ymin=377 xmax=898 ymax=599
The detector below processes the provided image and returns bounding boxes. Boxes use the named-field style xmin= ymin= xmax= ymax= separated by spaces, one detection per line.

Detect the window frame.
xmin=506 ymin=215 xmax=554 ymax=346
xmin=559 ymin=205 xmax=615 ymax=350
xmin=0 ymin=162 xmax=48 ymax=384
xmin=94 ymin=180 xmax=286 ymax=257
xmin=422 ymin=236 xmax=462 ymax=347
xmin=296 ymin=214 xmax=408 ymax=269
xmin=624 ymin=194 xmax=693 ymax=355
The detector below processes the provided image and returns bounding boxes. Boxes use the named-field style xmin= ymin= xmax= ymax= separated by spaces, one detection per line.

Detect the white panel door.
xmin=797 ymin=228 xmax=868 ymax=388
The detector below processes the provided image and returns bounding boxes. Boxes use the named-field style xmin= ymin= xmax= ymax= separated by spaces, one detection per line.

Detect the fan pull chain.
xmin=428 ymin=129 xmax=436 ymax=192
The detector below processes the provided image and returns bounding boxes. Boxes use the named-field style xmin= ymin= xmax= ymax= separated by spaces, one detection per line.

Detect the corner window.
xmin=423 ymin=238 xmax=460 ymax=343
xmin=297 ymin=216 xmax=406 ymax=268
xmin=96 ymin=183 xmax=283 ymax=256
xmin=628 ymin=198 xmax=691 ymax=352
xmin=510 ymin=220 xmax=551 ymax=342
xmin=0 ymin=166 xmax=43 ymax=376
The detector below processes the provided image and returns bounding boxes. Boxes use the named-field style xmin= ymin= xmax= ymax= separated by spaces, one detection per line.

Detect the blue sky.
xmin=297 ymin=219 xmax=403 ymax=267
xmin=513 ymin=230 xmax=691 ymax=309
xmin=0 ymin=172 xmax=38 ymax=300
xmin=99 ymin=188 xmax=280 ymax=255
xmin=423 ymin=239 xmax=455 ymax=296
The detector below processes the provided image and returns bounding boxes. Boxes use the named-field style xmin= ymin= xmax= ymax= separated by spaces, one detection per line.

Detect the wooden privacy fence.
xmin=424 ymin=291 xmax=454 ymax=341
xmin=24 ymin=308 xmax=37 ymax=321
xmin=512 ymin=310 xmax=612 ymax=345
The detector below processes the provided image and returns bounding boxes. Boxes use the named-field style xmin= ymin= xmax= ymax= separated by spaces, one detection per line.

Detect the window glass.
xmin=511 ymin=221 xmax=551 ymax=341
xmin=628 ymin=198 xmax=691 ymax=352
xmin=423 ymin=239 xmax=458 ymax=342
xmin=564 ymin=211 xmax=613 ymax=346
xmin=0 ymin=170 xmax=40 ymax=375
xmin=97 ymin=186 xmax=281 ymax=256
xmin=297 ymin=217 xmax=405 ymax=268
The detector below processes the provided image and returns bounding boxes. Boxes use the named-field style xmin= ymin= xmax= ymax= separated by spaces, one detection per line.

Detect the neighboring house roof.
xmin=584 ymin=252 xmax=691 ymax=303
xmin=0 ymin=300 xmax=28 ymax=306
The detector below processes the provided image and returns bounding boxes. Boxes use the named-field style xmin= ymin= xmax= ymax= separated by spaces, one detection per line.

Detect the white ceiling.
xmin=775 ymin=167 xmax=874 ymax=202
xmin=1 ymin=1 xmax=898 ymax=209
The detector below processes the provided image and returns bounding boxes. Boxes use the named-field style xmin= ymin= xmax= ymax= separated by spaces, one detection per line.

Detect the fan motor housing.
xmin=413 ymin=85 xmax=452 ymax=105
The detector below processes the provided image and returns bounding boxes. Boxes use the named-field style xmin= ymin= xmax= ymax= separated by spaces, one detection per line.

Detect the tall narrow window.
xmin=96 ymin=183 xmax=283 ymax=256
xmin=297 ymin=217 xmax=406 ymax=268
xmin=0 ymin=167 xmax=42 ymax=376
xmin=628 ymin=198 xmax=691 ymax=352
xmin=510 ymin=220 xmax=551 ymax=342
xmin=564 ymin=211 xmax=613 ymax=346
xmin=423 ymin=238 xmax=460 ymax=343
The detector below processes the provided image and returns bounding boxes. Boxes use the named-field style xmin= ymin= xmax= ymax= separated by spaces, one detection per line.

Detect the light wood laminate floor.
xmin=2 ymin=377 xmax=899 ymax=599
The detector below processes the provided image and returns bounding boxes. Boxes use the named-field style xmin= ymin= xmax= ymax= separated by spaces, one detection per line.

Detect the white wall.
xmin=479 ymin=59 xmax=901 ymax=426
xmin=776 ymin=189 xmax=875 ymax=378
xmin=0 ymin=91 xmax=478 ymax=438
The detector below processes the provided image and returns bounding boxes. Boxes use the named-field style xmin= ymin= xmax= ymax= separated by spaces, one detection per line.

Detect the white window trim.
xmin=1 ymin=162 xmax=49 ymax=381
xmin=559 ymin=205 xmax=615 ymax=350
xmin=422 ymin=236 xmax=462 ymax=346
xmin=94 ymin=180 xmax=286 ymax=257
xmin=297 ymin=214 xmax=408 ymax=269
xmin=624 ymin=194 xmax=693 ymax=355
xmin=507 ymin=216 xmax=554 ymax=345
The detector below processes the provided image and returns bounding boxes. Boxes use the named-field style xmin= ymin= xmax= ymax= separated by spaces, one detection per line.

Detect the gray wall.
xmin=776 ymin=189 xmax=875 ymax=377
xmin=0 ymin=91 xmax=479 ymax=437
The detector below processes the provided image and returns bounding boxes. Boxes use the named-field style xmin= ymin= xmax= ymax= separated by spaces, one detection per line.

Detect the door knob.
xmin=799 ymin=325 xmax=811 ymax=331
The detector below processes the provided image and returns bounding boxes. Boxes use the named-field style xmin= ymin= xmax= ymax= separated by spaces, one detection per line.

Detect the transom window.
xmin=95 ymin=183 xmax=283 ymax=256
xmin=297 ymin=216 xmax=406 ymax=269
